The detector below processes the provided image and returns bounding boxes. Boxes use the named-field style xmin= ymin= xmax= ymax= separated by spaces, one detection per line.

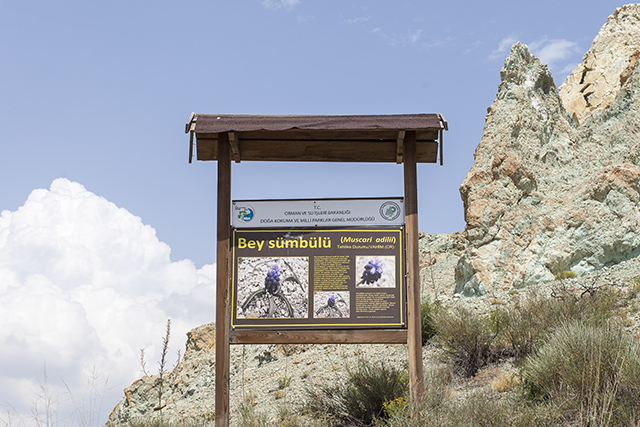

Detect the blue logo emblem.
xmin=237 ymin=206 xmax=254 ymax=222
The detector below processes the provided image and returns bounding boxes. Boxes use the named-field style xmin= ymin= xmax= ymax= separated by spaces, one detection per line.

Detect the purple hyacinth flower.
xmin=361 ymin=258 xmax=383 ymax=284
xmin=264 ymin=264 xmax=281 ymax=294
xmin=328 ymin=294 xmax=336 ymax=308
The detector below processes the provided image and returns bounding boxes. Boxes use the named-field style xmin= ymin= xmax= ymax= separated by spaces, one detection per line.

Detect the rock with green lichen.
xmin=455 ymin=5 xmax=640 ymax=296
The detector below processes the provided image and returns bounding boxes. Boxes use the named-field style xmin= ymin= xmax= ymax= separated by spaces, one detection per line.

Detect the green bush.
xmin=305 ymin=359 xmax=408 ymax=426
xmin=554 ymin=270 xmax=576 ymax=280
xmin=522 ymin=320 xmax=640 ymax=426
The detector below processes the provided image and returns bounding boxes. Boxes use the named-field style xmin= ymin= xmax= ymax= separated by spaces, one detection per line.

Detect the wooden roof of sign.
xmin=185 ymin=113 xmax=448 ymax=164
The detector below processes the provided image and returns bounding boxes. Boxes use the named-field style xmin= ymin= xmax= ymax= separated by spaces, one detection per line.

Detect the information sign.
xmin=232 ymin=198 xmax=404 ymax=228
xmin=231 ymin=228 xmax=405 ymax=329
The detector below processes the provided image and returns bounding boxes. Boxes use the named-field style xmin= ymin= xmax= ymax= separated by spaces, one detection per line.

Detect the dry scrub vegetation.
xmin=115 ymin=277 xmax=640 ymax=427
xmin=8 ymin=278 xmax=640 ymax=427
xmin=299 ymin=278 xmax=640 ymax=427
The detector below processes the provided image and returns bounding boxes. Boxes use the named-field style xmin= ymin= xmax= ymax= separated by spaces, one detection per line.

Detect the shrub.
xmin=305 ymin=359 xmax=408 ymax=426
xmin=278 ymin=375 xmax=293 ymax=389
xmin=522 ymin=320 xmax=640 ymax=425
xmin=381 ymin=389 xmax=561 ymax=427
xmin=554 ymin=270 xmax=576 ymax=280
xmin=237 ymin=393 xmax=269 ymax=427
xmin=433 ymin=306 xmax=503 ymax=377
xmin=497 ymin=288 xmax=618 ymax=362
xmin=420 ymin=299 xmax=439 ymax=345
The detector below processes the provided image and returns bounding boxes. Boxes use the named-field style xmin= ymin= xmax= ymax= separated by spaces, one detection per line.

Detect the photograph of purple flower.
xmin=314 ymin=291 xmax=349 ymax=318
xmin=355 ymin=256 xmax=396 ymax=287
xmin=237 ymin=257 xmax=309 ymax=318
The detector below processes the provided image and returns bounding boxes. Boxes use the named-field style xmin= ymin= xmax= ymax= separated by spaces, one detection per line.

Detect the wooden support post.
xmin=229 ymin=132 xmax=241 ymax=163
xmin=403 ymin=131 xmax=424 ymax=402
xmin=396 ymin=130 xmax=405 ymax=164
xmin=215 ymin=132 xmax=231 ymax=427
xmin=439 ymin=128 xmax=444 ymax=166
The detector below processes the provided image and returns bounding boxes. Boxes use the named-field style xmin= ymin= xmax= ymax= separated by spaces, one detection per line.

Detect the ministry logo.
xmin=379 ymin=201 xmax=401 ymax=221
xmin=235 ymin=205 xmax=255 ymax=223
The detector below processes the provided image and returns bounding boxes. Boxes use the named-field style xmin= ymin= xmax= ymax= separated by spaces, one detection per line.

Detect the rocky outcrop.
xmin=559 ymin=4 xmax=640 ymax=125
xmin=106 ymin=322 xmax=411 ymax=426
xmin=456 ymin=4 xmax=640 ymax=296
xmin=106 ymin=324 xmax=217 ymax=425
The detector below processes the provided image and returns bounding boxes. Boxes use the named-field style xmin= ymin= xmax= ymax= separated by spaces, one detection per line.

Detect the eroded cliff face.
xmin=559 ymin=4 xmax=640 ymax=125
xmin=456 ymin=4 xmax=640 ymax=296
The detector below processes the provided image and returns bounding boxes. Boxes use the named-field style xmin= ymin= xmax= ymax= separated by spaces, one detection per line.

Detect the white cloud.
xmin=371 ymin=27 xmax=428 ymax=48
xmin=463 ymin=39 xmax=484 ymax=55
xmin=528 ymin=38 xmax=580 ymax=67
xmin=410 ymin=29 xmax=422 ymax=43
xmin=559 ymin=62 xmax=580 ymax=76
xmin=489 ymin=36 xmax=581 ymax=81
xmin=262 ymin=0 xmax=300 ymax=10
xmin=0 ymin=178 xmax=215 ymax=425
xmin=344 ymin=16 xmax=370 ymax=24
xmin=488 ymin=36 xmax=519 ymax=60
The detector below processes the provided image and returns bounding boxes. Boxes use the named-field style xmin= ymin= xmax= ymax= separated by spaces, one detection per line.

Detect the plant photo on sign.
xmin=356 ymin=256 xmax=396 ymax=287
xmin=314 ymin=291 xmax=350 ymax=318
xmin=237 ymin=257 xmax=309 ymax=318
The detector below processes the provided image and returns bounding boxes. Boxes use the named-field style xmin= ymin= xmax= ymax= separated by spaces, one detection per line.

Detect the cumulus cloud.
xmin=0 ymin=178 xmax=215 ymax=425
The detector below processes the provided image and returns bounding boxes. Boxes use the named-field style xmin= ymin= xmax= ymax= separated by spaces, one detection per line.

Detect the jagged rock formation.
xmin=559 ymin=4 xmax=640 ymax=125
xmin=456 ymin=4 xmax=640 ymax=296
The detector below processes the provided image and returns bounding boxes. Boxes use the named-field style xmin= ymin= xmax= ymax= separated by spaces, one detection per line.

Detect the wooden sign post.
xmin=404 ymin=132 xmax=423 ymax=400
xmin=215 ymin=132 xmax=231 ymax=425
xmin=185 ymin=114 xmax=448 ymax=427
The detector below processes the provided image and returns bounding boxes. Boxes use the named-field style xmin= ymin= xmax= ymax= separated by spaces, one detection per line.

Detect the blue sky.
xmin=0 ymin=0 xmax=623 ymax=268
xmin=0 ymin=0 xmax=629 ymax=424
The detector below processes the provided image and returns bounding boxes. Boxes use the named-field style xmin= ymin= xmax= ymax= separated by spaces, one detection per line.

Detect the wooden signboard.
xmin=185 ymin=114 xmax=448 ymax=426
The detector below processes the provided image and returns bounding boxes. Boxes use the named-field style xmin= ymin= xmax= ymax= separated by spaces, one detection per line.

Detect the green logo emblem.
xmin=379 ymin=201 xmax=401 ymax=221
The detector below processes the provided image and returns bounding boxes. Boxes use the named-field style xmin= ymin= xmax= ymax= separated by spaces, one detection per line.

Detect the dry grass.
xmin=381 ymin=281 xmax=640 ymax=427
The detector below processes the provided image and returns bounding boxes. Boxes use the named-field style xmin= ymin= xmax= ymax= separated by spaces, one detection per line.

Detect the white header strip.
xmin=232 ymin=198 xmax=404 ymax=228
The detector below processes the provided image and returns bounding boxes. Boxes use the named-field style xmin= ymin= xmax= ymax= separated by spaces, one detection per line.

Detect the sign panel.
xmin=232 ymin=198 xmax=404 ymax=228
xmin=231 ymin=228 xmax=405 ymax=329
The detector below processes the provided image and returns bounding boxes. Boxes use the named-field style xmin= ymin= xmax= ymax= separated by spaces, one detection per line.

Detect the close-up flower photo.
xmin=356 ymin=256 xmax=396 ymax=287
xmin=236 ymin=257 xmax=309 ymax=318
xmin=314 ymin=291 xmax=350 ymax=318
